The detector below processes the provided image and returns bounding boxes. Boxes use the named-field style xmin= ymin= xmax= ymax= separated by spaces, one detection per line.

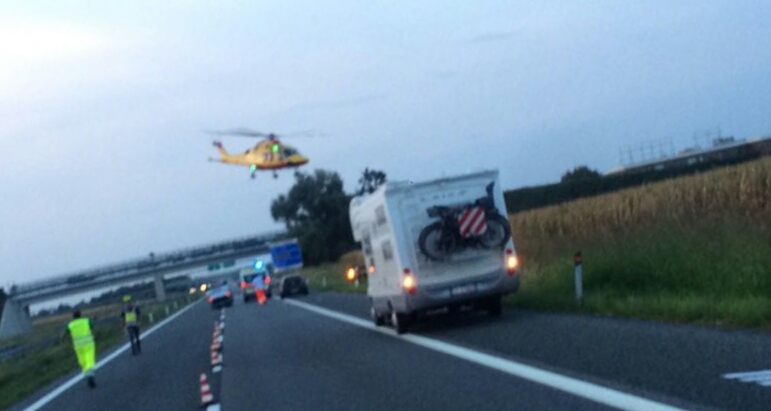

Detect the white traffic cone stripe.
xmin=200 ymin=373 xmax=214 ymax=405
xmin=211 ymin=353 xmax=222 ymax=365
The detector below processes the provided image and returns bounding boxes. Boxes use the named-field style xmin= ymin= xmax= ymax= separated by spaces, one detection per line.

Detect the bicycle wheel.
xmin=418 ymin=222 xmax=456 ymax=260
xmin=478 ymin=214 xmax=511 ymax=249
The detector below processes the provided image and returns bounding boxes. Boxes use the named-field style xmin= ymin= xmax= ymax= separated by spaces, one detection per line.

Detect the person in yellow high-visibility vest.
xmin=66 ymin=310 xmax=97 ymax=388
xmin=121 ymin=295 xmax=142 ymax=355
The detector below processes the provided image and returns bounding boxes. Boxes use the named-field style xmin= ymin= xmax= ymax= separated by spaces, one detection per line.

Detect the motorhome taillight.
xmin=505 ymin=249 xmax=519 ymax=275
xmin=402 ymin=269 xmax=417 ymax=294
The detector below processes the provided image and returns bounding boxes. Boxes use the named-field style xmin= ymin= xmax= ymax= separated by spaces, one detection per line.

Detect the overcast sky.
xmin=2 ymin=1 xmax=770 ymax=289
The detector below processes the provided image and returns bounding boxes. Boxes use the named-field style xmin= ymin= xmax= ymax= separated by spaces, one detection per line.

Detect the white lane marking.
xmin=207 ymin=404 xmax=221 ymax=411
xmin=212 ymin=365 xmax=222 ymax=373
xmin=722 ymin=369 xmax=771 ymax=380
xmin=22 ymin=299 xmax=203 ymax=411
xmin=284 ymin=299 xmax=689 ymax=411
xmin=723 ymin=369 xmax=771 ymax=386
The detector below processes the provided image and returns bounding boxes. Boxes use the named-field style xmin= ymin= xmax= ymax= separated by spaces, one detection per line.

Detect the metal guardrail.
xmin=0 ymin=337 xmax=59 ymax=363
xmin=10 ymin=230 xmax=286 ymax=298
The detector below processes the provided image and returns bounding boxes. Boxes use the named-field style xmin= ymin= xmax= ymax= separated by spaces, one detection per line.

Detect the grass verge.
xmin=302 ymin=260 xmax=367 ymax=295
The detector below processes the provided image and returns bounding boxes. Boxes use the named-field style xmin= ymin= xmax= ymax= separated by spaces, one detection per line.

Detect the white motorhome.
xmin=349 ymin=169 xmax=520 ymax=333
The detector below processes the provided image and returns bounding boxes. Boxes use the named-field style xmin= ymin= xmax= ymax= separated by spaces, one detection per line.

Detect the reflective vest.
xmin=67 ymin=318 xmax=94 ymax=348
xmin=124 ymin=308 xmax=138 ymax=325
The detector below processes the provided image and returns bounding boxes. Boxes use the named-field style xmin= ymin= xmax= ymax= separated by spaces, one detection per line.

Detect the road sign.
xmin=270 ymin=239 xmax=303 ymax=272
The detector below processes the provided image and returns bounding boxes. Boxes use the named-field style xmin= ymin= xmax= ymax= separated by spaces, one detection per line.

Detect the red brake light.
xmin=240 ymin=281 xmax=246 ymax=289
xmin=265 ymin=275 xmax=271 ymax=285
xmin=208 ymin=297 xmax=214 ymax=303
xmin=225 ymin=291 xmax=232 ymax=298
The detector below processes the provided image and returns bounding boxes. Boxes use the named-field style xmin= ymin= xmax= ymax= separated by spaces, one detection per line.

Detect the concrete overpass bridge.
xmin=0 ymin=230 xmax=287 ymax=339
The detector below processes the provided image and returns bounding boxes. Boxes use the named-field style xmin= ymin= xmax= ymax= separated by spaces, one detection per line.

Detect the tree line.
xmin=270 ymin=168 xmax=386 ymax=266
xmin=503 ymin=160 xmax=754 ymax=214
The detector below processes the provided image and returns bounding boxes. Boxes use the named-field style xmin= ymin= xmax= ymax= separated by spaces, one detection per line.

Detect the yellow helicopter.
xmin=207 ymin=128 xmax=312 ymax=179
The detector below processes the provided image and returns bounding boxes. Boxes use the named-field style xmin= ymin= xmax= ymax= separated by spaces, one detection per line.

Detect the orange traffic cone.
xmin=200 ymin=373 xmax=214 ymax=406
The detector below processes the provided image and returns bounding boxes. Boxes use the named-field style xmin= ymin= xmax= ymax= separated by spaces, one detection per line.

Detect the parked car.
xmin=279 ymin=274 xmax=309 ymax=299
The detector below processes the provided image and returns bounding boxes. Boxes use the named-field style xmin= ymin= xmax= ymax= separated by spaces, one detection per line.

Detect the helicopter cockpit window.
xmin=283 ymin=148 xmax=297 ymax=157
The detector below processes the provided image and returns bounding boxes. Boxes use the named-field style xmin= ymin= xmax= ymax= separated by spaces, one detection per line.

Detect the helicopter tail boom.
xmin=212 ymin=141 xmax=231 ymax=160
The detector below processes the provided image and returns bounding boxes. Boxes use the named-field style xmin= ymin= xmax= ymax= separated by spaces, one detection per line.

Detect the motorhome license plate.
xmin=451 ymin=284 xmax=476 ymax=296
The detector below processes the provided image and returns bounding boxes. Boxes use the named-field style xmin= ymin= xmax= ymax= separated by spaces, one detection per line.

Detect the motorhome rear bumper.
xmin=381 ymin=269 xmax=520 ymax=314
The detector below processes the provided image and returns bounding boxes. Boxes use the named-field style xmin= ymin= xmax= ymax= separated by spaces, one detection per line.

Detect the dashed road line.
xmin=722 ymin=369 xmax=771 ymax=387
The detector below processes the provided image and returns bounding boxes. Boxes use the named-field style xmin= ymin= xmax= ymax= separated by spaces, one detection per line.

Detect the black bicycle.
xmin=418 ymin=182 xmax=511 ymax=261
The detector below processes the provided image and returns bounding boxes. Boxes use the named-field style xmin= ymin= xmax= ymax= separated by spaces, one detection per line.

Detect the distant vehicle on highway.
xmin=207 ymin=282 xmax=234 ymax=309
xmin=278 ymin=274 xmax=309 ymax=299
xmin=239 ymin=264 xmax=273 ymax=302
xmin=349 ymin=169 xmax=520 ymax=334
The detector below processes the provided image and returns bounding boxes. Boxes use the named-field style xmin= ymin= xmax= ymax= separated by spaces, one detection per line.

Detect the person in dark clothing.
xmin=121 ymin=295 xmax=142 ymax=355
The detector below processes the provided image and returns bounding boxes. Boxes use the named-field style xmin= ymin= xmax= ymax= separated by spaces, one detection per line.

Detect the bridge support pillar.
xmin=154 ymin=274 xmax=167 ymax=302
xmin=0 ymin=299 xmax=33 ymax=340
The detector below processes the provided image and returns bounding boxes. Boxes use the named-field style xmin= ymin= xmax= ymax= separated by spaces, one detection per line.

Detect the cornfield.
xmin=510 ymin=157 xmax=771 ymax=260
xmin=506 ymin=157 xmax=771 ymax=328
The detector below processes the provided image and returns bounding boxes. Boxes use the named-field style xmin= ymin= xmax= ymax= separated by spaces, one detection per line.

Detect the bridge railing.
xmin=11 ymin=230 xmax=287 ymax=297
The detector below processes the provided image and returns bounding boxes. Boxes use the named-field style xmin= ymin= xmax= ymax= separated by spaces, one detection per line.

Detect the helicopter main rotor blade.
xmin=205 ymin=127 xmax=328 ymax=139
xmin=282 ymin=129 xmax=329 ymax=138
xmin=205 ymin=127 xmax=271 ymax=138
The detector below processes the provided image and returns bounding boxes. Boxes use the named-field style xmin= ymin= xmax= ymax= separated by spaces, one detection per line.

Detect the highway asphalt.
xmin=9 ymin=291 xmax=771 ymax=411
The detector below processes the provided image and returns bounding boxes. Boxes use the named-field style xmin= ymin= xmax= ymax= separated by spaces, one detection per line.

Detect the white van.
xmin=349 ymin=169 xmax=520 ymax=333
